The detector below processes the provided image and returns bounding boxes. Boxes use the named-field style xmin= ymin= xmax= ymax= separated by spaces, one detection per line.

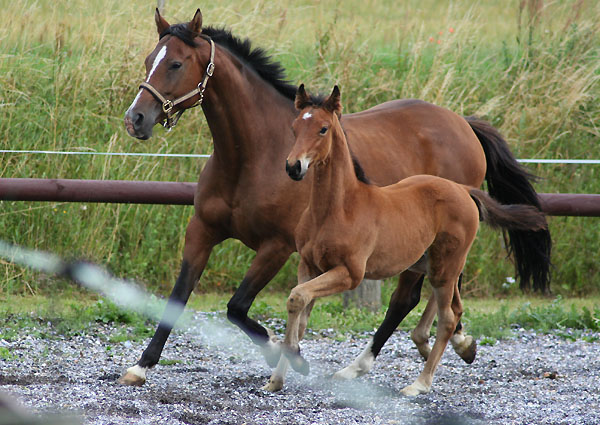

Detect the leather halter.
xmin=139 ymin=34 xmax=215 ymax=130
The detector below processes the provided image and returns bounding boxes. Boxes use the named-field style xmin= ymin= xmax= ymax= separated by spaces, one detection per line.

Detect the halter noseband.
xmin=139 ymin=34 xmax=215 ymax=131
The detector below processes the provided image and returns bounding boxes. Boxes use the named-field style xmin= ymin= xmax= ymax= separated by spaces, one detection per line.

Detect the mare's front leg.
xmin=119 ymin=216 xmax=220 ymax=386
xmin=334 ymin=270 xmax=424 ymax=380
xmin=226 ymin=239 xmax=293 ymax=367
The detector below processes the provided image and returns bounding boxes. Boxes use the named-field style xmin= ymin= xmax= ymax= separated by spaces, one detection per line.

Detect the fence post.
xmin=343 ymin=279 xmax=382 ymax=312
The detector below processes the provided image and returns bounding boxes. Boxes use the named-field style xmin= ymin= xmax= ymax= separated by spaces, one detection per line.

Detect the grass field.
xmin=1 ymin=0 xmax=600 ymax=298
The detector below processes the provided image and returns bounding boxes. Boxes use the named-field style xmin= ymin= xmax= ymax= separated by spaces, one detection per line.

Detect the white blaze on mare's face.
xmin=147 ymin=45 xmax=168 ymax=82
xmin=302 ymin=112 xmax=312 ymax=120
xmin=126 ymin=45 xmax=168 ymax=113
xmin=126 ymin=90 xmax=143 ymax=114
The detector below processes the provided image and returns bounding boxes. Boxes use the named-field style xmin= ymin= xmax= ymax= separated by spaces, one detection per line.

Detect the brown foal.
xmin=263 ymin=85 xmax=547 ymax=395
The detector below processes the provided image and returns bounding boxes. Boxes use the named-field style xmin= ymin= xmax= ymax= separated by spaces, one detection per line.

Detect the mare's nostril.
xmin=134 ymin=112 xmax=145 ymax=128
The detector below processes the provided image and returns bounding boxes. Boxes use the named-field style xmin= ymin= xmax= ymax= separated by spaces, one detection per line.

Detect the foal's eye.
xmin=319 ymin=126 xmax=328 ymax=135
xmin=170 ymin=62 xmax=182 ymax=70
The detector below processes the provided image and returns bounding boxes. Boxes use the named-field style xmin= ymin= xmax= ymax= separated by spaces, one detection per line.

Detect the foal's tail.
xmin=470 ymin=189 xmax=548 ymax=233
xmin=465 ymin=116 xmax=552 ymax=293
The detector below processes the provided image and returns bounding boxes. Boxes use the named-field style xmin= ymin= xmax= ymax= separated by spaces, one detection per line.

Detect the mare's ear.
xmin=155 ymin=8 xmax=170 ymax=36
xmin=295 ymin=84 xmax=312 ymax=110
xmin=188 ymin=9 xmax=203 ymax=34
xmin=324 ymin=85 xmax=342 ymax=118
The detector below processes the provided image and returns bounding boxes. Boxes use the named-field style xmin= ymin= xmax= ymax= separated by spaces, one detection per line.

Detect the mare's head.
xmin=124 ymin=9 xmax=213 ymax=139
xmin=286 ymin=85 xmax=342 ymax=181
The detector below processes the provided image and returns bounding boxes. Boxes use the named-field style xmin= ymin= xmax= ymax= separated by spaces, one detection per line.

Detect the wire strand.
xmin=1 ymin=149 xmax=599 ymax=164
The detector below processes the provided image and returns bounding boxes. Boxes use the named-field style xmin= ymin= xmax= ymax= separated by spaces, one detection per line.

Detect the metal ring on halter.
xmin=206 ymin=62 xmax=215 ymax=77
xmin=162 ymin=100 xmax=174 ymax=114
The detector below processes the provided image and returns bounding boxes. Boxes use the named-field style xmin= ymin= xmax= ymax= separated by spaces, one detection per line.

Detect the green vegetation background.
xmin=1 ymin=0 xmax=599 ymax=298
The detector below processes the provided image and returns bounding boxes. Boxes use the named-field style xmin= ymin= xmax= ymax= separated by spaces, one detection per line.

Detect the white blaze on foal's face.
xmin=302 ymin=112 xmax=312 ymax=120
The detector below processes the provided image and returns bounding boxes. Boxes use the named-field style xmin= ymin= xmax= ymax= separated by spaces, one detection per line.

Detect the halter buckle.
xmin=206 ymin=62 xmax=215 ymax=77
xmin=162 ymin=100 xmax=174 ymax=114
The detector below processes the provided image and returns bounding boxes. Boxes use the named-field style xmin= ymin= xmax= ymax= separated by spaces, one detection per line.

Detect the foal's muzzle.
xmin=286 ymin=160 xmax=304 ymax=181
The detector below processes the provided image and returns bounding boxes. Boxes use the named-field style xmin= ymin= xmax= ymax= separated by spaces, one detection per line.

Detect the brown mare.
xmin=264 ymin=85 xmax=547 ymax=395
xmin=119 ymin=9 xmax=551 ymax=386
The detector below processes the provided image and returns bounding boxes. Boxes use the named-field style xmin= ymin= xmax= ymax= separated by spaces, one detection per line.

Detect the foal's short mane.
xmin=340 ymin=129 xmax=370 ymax=185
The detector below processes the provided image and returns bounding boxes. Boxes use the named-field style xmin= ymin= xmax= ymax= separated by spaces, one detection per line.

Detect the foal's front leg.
xmin=262 ymin=260 xmax=313 ymax=392
xmin=263 ymin=265 xmax=353 ymax=392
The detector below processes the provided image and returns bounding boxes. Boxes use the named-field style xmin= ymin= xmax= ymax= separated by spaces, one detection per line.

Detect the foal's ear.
xmin=155 ymin=8 xmax=170 ymax=36
xmin=188 ymin=9 xmax=203 ymax=34
xmin=324 ymin=85 xmax=342 ymax=118
xmin=295 ymin=84 xmax=312 ymax=110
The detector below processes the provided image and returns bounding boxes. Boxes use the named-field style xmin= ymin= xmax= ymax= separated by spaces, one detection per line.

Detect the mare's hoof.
xmin=260 ymin=337 xmax=282 ymax=368
xmin=457 ymin=335 xmax=477 ymax=364
xmin=118 ymin=372 xmax=145 ymax=387
xmin=118 ymin=365 xmax=147 ymax=387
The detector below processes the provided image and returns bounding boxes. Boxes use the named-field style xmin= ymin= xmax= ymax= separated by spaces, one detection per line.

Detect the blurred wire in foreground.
xmin=0 ymin=240 xmax=184 ymax=329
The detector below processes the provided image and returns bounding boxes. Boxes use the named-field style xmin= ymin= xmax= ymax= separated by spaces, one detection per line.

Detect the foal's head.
xmin=286 ymin=85 xmax=342 ymax=181
xmin=124 ymin=9 xmax=212 ymax=139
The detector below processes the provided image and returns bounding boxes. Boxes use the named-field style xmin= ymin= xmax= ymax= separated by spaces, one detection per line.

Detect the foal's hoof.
xmin=400 ymin=381 xmax=430 ymax=397
xmin=460 ymin=336 xmax=477 ymax=364
xmin=284 ymin=350 xmax=310 ymax=376
xmin=118 ymin=365 xmax=147 ymax=387
xmin=416 ymin=344 xmax=431 ymax=361
xmin=455 ymin=335 xmax=477 ymax=364
xmin=261 ymin=377 xmax=283 ymax=392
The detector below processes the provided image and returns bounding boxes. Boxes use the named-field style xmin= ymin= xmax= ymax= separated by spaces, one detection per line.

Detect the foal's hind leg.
xmin=401 ymin=278 xmax=463 ymax=396
xmin=411 ymin=274 xmax=476 ymax=364
xmin=334 ymin=271 xmax=424 ymax=380
xmin=410 ymin=292 xmax=436 ymax=360
xmin=449 ymin=275 xmax=477 ymax=364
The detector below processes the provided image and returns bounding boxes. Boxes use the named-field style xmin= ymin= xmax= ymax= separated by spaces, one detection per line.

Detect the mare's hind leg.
xmin=119 ymin=216 xmax=220 ymax=386
xmin=334 ymin=271 xmax=424 ymax=380
xmin=402 ymin=275 xmax=464 ymax=396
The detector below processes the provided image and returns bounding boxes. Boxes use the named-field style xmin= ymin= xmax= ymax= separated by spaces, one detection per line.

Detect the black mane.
xmin=161 ymin=24 xmax=298 ymax=100
xmin=161 ymin=24 xmax=370 ymax=184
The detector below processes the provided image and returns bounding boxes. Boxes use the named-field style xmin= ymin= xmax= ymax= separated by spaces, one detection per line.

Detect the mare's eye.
xmin=320 ymin=126 xmax=328 ymax=135
xmin=170 ymin=62 xmax=182 ymax=70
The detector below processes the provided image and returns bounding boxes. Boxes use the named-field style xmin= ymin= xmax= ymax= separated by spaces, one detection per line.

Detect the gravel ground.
xmin=1 ymin=311 xmax=599 ymax=425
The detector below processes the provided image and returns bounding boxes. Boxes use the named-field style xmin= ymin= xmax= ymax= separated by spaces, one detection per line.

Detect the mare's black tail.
xmin=465 ymin=116 xmax=552 ymax=293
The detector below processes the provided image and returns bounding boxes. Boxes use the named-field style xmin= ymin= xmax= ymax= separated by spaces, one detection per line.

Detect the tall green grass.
xmin=1 ymin=0 xmax=599 ymax=296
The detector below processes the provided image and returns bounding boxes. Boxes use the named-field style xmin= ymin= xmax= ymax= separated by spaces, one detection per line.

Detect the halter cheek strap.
xmin=139 ymin=35 xmax=215 ymax=131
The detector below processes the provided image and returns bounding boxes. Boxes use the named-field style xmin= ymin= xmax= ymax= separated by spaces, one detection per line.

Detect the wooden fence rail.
xmin=1 ymin=178 xmax=600 ymax=217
